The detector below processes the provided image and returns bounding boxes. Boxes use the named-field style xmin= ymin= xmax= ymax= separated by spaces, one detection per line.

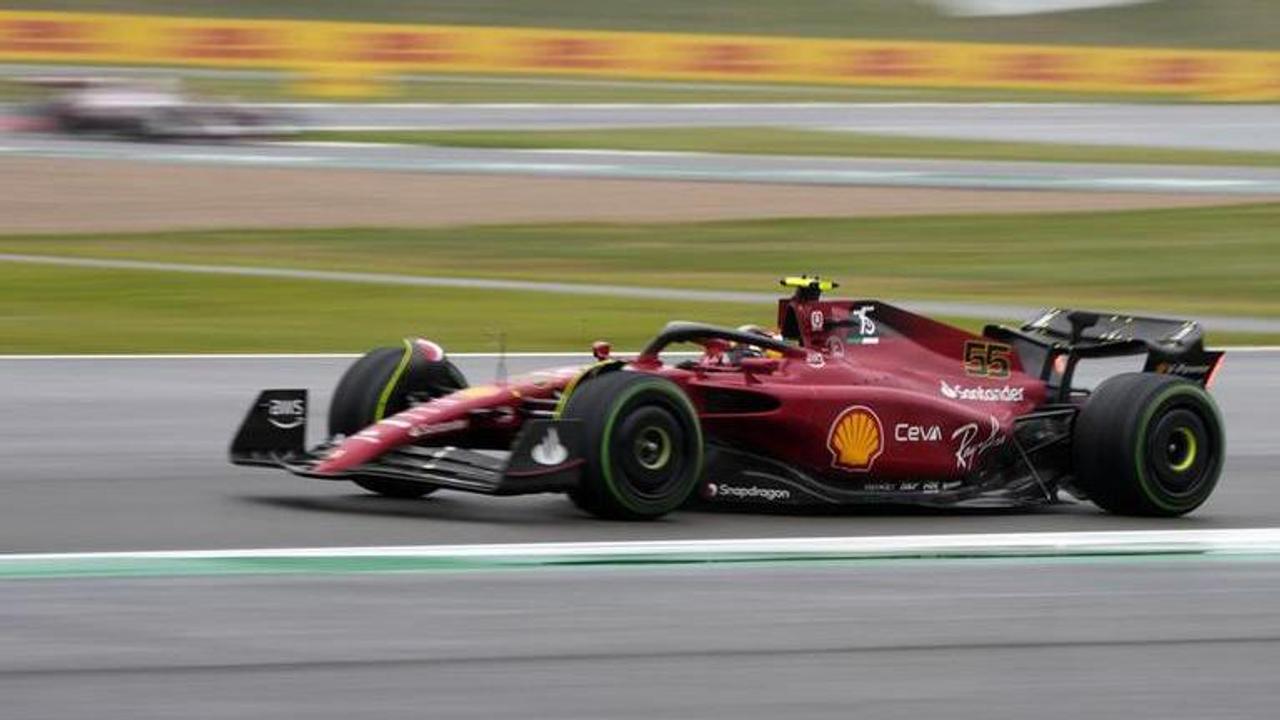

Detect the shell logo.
xmin=827 ymin=405 xmax=884 ymax=472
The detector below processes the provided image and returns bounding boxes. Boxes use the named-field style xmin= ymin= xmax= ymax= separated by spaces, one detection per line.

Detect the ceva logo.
xmin=894 ymin=423 xmax=941 ymax=442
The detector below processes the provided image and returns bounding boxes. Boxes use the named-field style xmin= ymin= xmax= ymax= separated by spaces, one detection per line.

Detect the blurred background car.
xmin=12 ymin=76 xmax=297 ymax=141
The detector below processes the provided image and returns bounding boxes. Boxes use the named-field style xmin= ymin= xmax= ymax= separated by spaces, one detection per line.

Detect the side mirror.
xmin=592 ymin=340 xmax=612 ymax=360
xmin=741 ymin=357 xmax=779 ymax=374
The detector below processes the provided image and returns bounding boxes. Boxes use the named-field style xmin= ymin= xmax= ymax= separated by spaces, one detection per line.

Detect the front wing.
xmin=229 ymin=390 xmax=584 ymax=496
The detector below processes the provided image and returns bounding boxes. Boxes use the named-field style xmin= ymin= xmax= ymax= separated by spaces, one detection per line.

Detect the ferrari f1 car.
xmin=231 ymin=277 xmax=1226 ymax=520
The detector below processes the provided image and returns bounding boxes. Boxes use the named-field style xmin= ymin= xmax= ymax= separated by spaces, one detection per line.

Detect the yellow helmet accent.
xmin=780 ymin=276 xmax=837 ymax=292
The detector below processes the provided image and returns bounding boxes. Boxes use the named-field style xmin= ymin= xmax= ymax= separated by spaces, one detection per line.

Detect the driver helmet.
xmin=734 ymin=324 xmax=785 ymax=360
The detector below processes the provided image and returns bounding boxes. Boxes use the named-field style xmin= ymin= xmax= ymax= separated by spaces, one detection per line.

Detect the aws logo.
xmin=827 ymin=405 xmax=883 ymax=472
xmin=266 ymin=398 xmax=305 ymax=430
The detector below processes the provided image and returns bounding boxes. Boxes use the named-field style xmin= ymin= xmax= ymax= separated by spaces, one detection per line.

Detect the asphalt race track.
xmin=5 ymin=94 xmax=1280 ymax=149
xmin=1 ymin=352 xmax=1275 ymax=552
xmin=271 ymin=102 xmax=1280 ymax=152
xmin=5 ymin=560 xmax=1280 ymax=720
xmin=5 ymin=133 xmax=1280 ymax=195
xmin=2 ymin=352 xmax=1278 ymax=718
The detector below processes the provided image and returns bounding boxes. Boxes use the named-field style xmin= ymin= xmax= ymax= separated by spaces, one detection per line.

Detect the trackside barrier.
xmin=0 ymin=10 xmax=1277 ymax=100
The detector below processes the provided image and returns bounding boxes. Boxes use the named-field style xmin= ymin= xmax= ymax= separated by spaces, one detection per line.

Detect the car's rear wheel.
xmin=328 ymin=344 xmax=467 ymax=498
xmin=1072 ymin=372 xmax=1224 ymax=517
xmin=561 ymin=371 xmax=703 ymax=520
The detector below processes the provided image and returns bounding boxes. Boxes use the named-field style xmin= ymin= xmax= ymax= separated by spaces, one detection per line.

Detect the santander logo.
xmin=939 ymin=380 xmax=1025 ymax=403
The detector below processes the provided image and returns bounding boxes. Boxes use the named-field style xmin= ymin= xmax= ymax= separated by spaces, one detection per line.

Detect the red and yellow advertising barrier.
xmin=1 ymin=10 xmax=1276 ymax=99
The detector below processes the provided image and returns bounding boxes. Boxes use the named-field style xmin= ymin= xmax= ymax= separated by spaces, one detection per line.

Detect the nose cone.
xmin=309 ymin=385 xmax=512 ymax=474
xmin=313 ymin=422 xmax=412 ymax=474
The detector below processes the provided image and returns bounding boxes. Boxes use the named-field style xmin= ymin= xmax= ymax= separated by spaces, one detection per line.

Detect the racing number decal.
xmin=963 ymin=341 xmax=1012 ymax=379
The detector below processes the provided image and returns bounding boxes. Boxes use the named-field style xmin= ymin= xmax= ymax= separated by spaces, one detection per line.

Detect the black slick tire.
xmin=1072 ymin=372 xmax=1224 ymax=517
xmin=328 ymin=345 xmax=466 ymax=499
xmin=561 ymin=371 xmax=703 ymax=520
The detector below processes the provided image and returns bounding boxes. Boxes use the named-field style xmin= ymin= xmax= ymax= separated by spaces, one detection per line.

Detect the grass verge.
xmin=0 ymin=263 xmax=1271 ymax=353
xmin=1 ymin=203 xmax=1277 ymax=320
xmin=299 ymin=127 xmax=1280 ymax=167
xmin=2 ymin=262 xmax=1269 ymax=353
xmin=0 ymin=264 xmax=770 ymax=353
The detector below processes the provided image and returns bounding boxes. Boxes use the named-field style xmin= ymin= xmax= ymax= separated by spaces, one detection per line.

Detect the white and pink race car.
xmin=11 ymin=77 xmax=295 ymax=141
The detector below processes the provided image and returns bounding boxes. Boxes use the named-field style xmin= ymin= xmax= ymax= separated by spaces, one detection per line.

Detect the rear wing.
xmin=985 ymin=309 xmax=1224 ymax=401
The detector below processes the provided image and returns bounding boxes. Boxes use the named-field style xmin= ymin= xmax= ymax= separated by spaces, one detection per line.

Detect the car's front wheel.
xmin=1072 ymin=372 xmax=1224 ymax=517
xmin=328 ymin=343 xmax=467 ymax=498
xmin=561 ymin=370 xmax=703 ymax=520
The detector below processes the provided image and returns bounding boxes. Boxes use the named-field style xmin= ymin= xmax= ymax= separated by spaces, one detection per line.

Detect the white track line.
xmin=275 ymin=140 xmax=409 ymax=148
xmin=5 ymin=528 xmax=1280 ymax=563
xmin=247 ymin=101 xmax=1094 ymax=110
xmin=0 ymin=253 xmax=773 ymax=304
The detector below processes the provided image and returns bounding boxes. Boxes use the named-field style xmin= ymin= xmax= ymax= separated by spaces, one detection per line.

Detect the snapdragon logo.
xmin=939 ymin=380 xmax=1025 ymax=403
xmin=705 ymin=483 xmax=791 ymax=502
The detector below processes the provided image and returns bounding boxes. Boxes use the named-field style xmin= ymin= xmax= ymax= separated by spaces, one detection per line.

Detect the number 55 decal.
xmin=964 ymin=341 xmax=1012 ymax=378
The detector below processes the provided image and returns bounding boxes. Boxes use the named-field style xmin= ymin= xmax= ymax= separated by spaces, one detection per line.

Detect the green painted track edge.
xmin=4 ymin=549 xmax=1280 ymax=581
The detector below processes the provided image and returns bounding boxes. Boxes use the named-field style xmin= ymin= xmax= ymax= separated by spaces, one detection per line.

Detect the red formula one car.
xmin=232 ymin=277 xmax=1226 ymax=520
